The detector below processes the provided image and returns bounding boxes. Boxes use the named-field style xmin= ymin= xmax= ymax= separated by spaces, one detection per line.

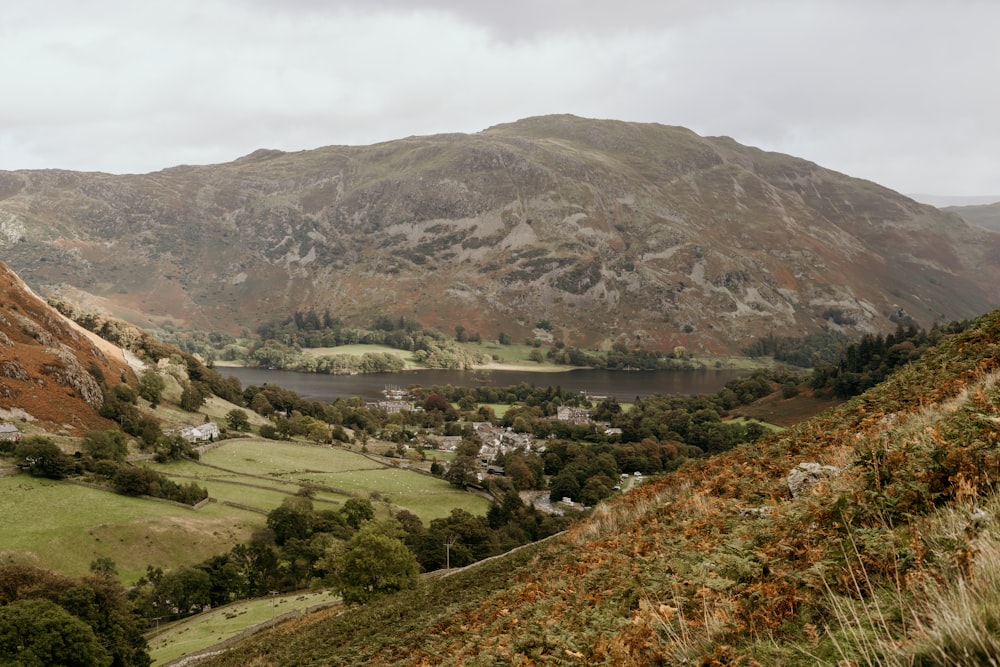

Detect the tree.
xmin=138 ymin=369 xmax=166 ymax=406
xmin=341 ymin=498 xmax=375 ymax=530
xmin=89 ymin=557 xmax=118 ymax=579
xmin=179 ymin=381 xmax=209 ymax=412
xmin=0 ymin=598 xmax=112 ymax=667
xmin=156 ymin=567 xmax=212 ymax=616
xmin=14 ymin=437 xmax=75 ymax=480
xmin=444 ymin=456 xmax=478 ymax=489
xmin=548 ymin=468 xmax=581 ymax=503
xmin=580 ymin=474 xmax=616 ymax=507
xmin=112 ymin=467 xmax=152 ymax=496
xmin=422 ymin=394 xmax=457 ymax=420
xmin=82 ymin=429 xmax=129 ymax=462
xmin=505 ymin=456 xmax=537 ymax=490
xmin=225 ymin=409 xmax=251 ymax=431
xmin=330 ymin=521 xmax=420 ymax=605
xmin=267 ymin=505 xmax=313 ymax=546
xmin=0 ymin=564 xmax=150 ymax=666
xmin=307 ymin=422 xmax=330 ymax=444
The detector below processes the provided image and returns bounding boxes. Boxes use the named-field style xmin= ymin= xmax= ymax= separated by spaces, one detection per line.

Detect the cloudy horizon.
xmin=2 ymin=0 xmax=998 ymax=197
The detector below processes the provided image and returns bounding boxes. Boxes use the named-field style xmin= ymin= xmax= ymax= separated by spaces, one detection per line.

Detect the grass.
xmin=146 ymin=590 xmax=341 ymax=666
xmin=725 ymin=416 xmax=785 ymax=432
xmin=459 ymin=341 xmax=571 ymax=370
xmin=0 ymin=474 xmax=258 ymax=583
xmin=0 ymin=440 xmax=488 ymax=583
xmin=153 ymin=439 xmax=490 ymax=522
xmin=822 ymin=494 xmax=1000 ymax=667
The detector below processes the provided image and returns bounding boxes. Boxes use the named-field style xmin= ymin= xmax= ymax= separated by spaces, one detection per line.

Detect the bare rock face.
xmin=787 ymin=462 xmax=840 ymax=498
xmin=42 ymin=347 xmax=105 ymax=409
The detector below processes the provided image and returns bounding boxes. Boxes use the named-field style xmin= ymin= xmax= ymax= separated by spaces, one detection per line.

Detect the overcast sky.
xmin=2 ymin=0 xmax=998 ymax=196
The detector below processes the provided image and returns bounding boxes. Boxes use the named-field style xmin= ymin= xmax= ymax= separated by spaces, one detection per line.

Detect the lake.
xmin=219 ymin=366 xmax=748 ymax=402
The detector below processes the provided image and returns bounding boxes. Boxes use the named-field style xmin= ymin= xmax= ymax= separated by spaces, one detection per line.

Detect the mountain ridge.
xmin=1 ymin=115 xmax=998 ymax=353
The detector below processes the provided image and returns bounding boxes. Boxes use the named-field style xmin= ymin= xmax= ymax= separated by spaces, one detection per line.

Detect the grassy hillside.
xmin=201 ymin=307 xmax=1000 ymax=665
xmin=0 ymin=439 xmax=488 ymax=583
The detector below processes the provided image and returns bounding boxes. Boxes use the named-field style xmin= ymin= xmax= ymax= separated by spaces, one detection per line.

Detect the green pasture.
xmin=147 ymin=589 xmax=340 ymax=666
xmin=459 ymin=341 xmax=571 ymax=370
xmin=479 ymin=402 xmax=512 ymax=418
xmin=1 ymin=440 xmax=487 ymax=583
xmin=725 ymin=416 xmax=785 ymax=432
xmin=155 ymin=439 xmax=489 ymax=521
xmin=0 ymin=474 xmax=258 ymax=584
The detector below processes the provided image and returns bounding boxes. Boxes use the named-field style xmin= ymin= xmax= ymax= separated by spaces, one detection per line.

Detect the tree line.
xmin=807 ymin=320 xmax=972 ymax=398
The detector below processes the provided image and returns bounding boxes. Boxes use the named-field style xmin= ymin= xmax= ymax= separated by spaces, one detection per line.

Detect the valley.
xmin=1 ymin=114 xmax=999 ymax=666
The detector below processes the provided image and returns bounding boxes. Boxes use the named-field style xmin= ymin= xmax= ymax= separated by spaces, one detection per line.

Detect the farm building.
xmin=0 ymin=423 xmax=22 ymax=442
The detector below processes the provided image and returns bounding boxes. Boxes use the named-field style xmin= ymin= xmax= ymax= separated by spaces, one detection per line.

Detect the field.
xmin=146 ymin=590 xmax=340 ymax=666
xmin=154 ymin=439 xmax=489 ymax=520
xmin=0 ymin=474 xmax=258 ymax=583
xmin=461 ymin=340 xmax=569 ymax=370
xmin=0 ymin=440 xmax=488 ymax=583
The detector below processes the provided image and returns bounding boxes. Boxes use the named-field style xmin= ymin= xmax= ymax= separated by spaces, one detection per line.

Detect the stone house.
xmin=0 ymin=423 xmax=22 ymax=442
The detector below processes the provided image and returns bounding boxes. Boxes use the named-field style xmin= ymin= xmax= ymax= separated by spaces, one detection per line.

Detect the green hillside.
xmin=201 ymin=307 xmax=1000 ymax=665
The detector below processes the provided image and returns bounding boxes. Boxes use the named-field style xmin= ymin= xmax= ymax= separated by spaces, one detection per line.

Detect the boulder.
xmin=787 ymin=462 xmax=840 ymax=498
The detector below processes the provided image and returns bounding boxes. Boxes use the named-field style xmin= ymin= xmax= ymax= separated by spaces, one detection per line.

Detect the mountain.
xmin=945 ymin=200 xmax=1000 ymax=233
xmin=0 ymin=260 xmax=131 ymax=433
xmin=2 ymin=115 xmax=999 ymax=353
xmin=908 ymin=193 xmax=1000 ymax=207
xmin=201 ymin=306 xmax=1000 ymax=665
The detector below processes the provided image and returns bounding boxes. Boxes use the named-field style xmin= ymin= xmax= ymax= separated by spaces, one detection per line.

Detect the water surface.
xmin=220 ymin=366 xmax=747 ymax=402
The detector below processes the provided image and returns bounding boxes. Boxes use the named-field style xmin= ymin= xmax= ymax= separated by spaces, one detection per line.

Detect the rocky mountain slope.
xmin=202 ymin=306 xmax=1000 ymax=665
xmin=2 ymin=115 xmax=998 ymax=353
xmin=0 ymin=260 xmax=130 ymax=433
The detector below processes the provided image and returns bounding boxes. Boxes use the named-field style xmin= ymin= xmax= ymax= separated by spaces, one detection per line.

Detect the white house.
xmin=180 ymin=422 xmax=220 ymax=443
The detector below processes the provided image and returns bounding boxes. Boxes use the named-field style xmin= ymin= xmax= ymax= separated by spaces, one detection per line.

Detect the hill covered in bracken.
xmin=2 ymin=115 xmax=999 ymax=354
xmin=0 ymin=260 xmax=132 ymax=433
xmin=201 ymin=306 xmax=1000 ymax=665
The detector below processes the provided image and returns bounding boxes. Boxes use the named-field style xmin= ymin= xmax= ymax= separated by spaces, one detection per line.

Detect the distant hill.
xmin=2 ymin=115 xmax=999 ymax=353
xmin=945 ymin=200 xmax=1000 ymax=232
xmin=200 ymin=305 xmax=1000 ymax=665
xmin=908 ymin=193 xmax=1000 ymax=207
xmin=0 ymin=260 xmax=131 ymax=432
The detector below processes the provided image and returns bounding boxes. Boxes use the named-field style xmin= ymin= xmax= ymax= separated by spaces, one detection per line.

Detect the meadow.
xmin=154 ymin=439 xmax=490 ymax=521
xmin=0 ymin=474 xmax=258 ymax=583
xmin=0 ymin=439 xmax=488 ymax=583
xmin=146 ymin=589 xmax=341 ymax=666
